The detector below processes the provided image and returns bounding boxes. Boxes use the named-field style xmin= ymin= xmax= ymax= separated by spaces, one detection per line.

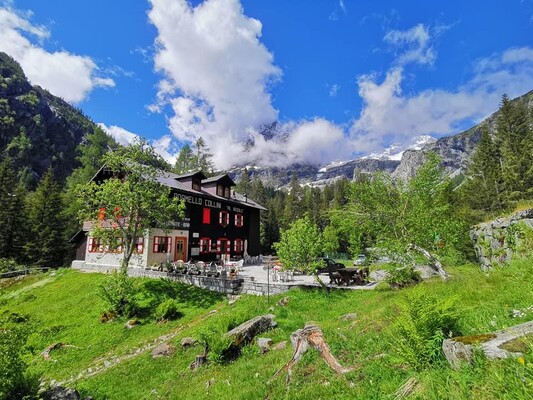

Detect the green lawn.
xmin=1 ymin=262 xmax=532 ymax=399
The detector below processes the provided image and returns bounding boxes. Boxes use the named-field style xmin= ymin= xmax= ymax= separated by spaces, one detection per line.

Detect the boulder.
xmin=272 ymin=340 xmax=287 ymax=351
xmin=277 ymin=297 xmax=290 ymax=306
xmin=443 ymin=320 xmax=533 ymax=370
xmin=226 ymin=314 xmax=277 ymax=347
xmin=181 ymin=337 xmax=197 ymax=347
xmin=339 ymin=313 xmax=358 ymax=321
xmin=257 ymin=338 xmax=273 ymax=353
xmin=151 ymin=343 xmax=176 ymax=358
xmin=414 ymin=265 xmax=439 ymax=279
xmin=41 ymin=386 xmax=81 ymax=400
xmin=124 ymin=319 xmax=139 ymax=329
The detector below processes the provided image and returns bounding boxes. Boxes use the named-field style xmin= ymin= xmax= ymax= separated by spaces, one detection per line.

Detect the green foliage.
xmin=25 ymin=169 xmax=67 ymax=268
xmin=389 ymin=290 xmax=461 ymax=370
xmin=462 ymin=93 xmax=533 ymax=215
xmin=98 ymin=271 xmax=140 ymax=318
xmin=274 ymin=216 xmax=323 ymax=274
xmin=154 ymin=298 xmax=182 ymax=321
xmin=198 ymin=328 xmax=234 ymax=365
xmin=334 ymin=153 xmax=466 ymax=263
xmin=385 ymin=265 xmax=422 ymax=289
xmin=0 ymin=159 xmax=27 ymax=262
xmin=0 ymin=316 xmax=39 ymax=400
xmin=322 ymin=224 xmax=340 ymax=255
xmin=0 ymin=258 xmax=26 ymax=273
xmin=77 ymin=139 xmax=185 ymax=272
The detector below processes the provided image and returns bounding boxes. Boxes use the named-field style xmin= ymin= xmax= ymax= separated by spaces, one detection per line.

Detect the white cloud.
xmin=98 ymin=123 xmax=179 ymax=164
xmin=242 ymin=119 xmax=352 ymax=167
xmin=502 ymin=46 xmax=533 ymax=64
xmin=384 ymin=23 xmax=435 ymax=66
xmin=339 ymin=0 xmax=346 ymax=14
xmin=348 ymin=45 xmax=533 ymax=154
xmin=152 ymin=135 xmax=179 ymax=164
xmin=98 ymin=123 xmax=139 ymax=146
xmin=328 ymin=83 xmax=340 ymax=97
xmin=148 ymin=0 xmax=282 ymax=168
xmin=0 ymin=5 xmax=114 ymax=103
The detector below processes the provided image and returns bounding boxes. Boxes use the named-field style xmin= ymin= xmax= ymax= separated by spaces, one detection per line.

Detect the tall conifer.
xmin=26 ymin=169 xmax=67 ymax=268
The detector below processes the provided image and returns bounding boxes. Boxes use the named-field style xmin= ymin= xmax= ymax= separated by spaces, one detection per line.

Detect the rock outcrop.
xmin=442 ymin=320 xmax=533 ymax=370
xmin=470 ymin=209 xmax=533 ymax=268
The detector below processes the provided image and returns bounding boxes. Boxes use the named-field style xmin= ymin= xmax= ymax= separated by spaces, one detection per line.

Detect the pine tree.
xmin=26 ymin=169 xmax=67 ymax=268
xmin=282 ymin=173 xmax=302 ymax=227
xmin=173 ymin=144 xmax=196 ymax=174
xmin=495 ymin=94 xmax=528 ymax=198
xmin=0 ymin=160 xmax=27 ymax=261
xmin=461 ymin=128 xmax=504 ymax=211
xmin=193 ymin=137 xmax=214 ymax=174
xmin=235 ymin=168 xmax=252 ymax=196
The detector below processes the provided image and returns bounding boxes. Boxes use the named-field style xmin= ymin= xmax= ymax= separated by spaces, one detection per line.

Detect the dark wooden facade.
xmin=77 ymin=168 xmax=265 ymax=265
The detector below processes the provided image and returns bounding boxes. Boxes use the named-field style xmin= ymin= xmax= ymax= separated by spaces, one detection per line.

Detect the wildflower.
xmin=517 ymin=356 xmax=525 ymax=365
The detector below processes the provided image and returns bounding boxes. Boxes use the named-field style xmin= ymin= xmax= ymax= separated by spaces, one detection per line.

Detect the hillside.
xmin=0 ymin=52 xmax=100 ymax=186
xmin=1 ymin=263 xmax=532 ymax=399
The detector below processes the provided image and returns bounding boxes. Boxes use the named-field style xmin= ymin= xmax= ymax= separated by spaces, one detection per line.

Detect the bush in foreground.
xmin=389 ymin=290 xmax=461 ymax=370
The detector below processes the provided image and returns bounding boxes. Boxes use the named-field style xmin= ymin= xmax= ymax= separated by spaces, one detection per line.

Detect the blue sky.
xmin=1 ymin=0 xmax=532 ymax=168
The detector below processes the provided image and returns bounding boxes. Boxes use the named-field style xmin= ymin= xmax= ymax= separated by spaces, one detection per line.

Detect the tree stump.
xmin=189 ymin=353 xmax=208 ymax=371
xmin=270 ymin=325 xmax=358 ymax=384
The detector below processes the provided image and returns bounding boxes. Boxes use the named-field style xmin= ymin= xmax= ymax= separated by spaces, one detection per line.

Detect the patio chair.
xmin=205 ymin=262 xmax=220 ymax=277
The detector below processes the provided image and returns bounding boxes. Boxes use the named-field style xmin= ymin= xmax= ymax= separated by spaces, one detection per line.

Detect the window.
xmin=202 ymin=207 xmax=211 ymax=224
xmin=217 ymin=185 xmax=224 ymax=196
xmin=134 ymin=236 xmax=144 ymax=254
xmin=224 ymin=187 xmax=230 ymax=198
xmin=153 ymin=236 xmax=172 ymax=253
xmin=108 ymin=237 xmax=123 ymax=253
xmin=235 ymin=213 xmax=243 ymax=227
xmin=192 ymin=179 xmax=201 ymax=191
xmin=88 ymin=237 xmax=103 ymax=253
xmin=219 ymin=211 xmax=229 ymax=227
xmin=234 ymin=238 xmax=243 ymax=253
xmin=216 ymin=238 xmax=231 ymax=254
xmin=200 ymin=237 xmax=211 ymax=253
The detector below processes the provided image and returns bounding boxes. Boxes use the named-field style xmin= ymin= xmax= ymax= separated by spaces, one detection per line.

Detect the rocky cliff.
xmin=393 ymin=90 xmax=533 ymax=181
xmin=0 ymin=52 xmax=99 ymax=186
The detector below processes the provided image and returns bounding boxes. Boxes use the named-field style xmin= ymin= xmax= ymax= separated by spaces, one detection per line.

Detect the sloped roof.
xmin=201 ymin=173 xmax=236 ymax=186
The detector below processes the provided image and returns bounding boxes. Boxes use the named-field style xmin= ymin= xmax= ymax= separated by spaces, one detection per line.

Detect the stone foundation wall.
xmin=470 ymin=209 xmax=533 ymax=268
xmin=72 ymin=261 xmax=243 ymax=294
xmin=239 ymin=280 xmax=292 ymax=296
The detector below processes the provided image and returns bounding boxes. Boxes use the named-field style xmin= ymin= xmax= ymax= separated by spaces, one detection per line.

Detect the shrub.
xmin=98 ymin=271 xmax=139 ymax=318
xmin=0 ymin=258 xmax=25 ymax=274
xmin=198 ymin=329 xmax=235 ymax=365
xmin=0 ymin=318 xmax=39 ymax=400
xmin=154 ymin=298 xmax=182 ymax=321
xmin=389 ymin=290 xmax=461 ymax=370
xmin=386 ymin=265 xmax=422 ymax=289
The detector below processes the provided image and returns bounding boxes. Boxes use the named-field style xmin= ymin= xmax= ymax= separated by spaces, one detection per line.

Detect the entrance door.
xmin=174 ymin=237 xmax=187 ymax=262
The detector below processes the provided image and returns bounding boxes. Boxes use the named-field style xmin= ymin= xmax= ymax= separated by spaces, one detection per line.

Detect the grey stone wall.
xmin=239 ymin=280 xmax=292 ymax=296
xmin=72 ymin=261 xmax=243 ymax=294
xmin=470 ymin=209 xmax=533 ymax=268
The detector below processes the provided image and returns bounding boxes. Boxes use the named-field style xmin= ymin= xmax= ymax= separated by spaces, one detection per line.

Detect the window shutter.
xmin=167 ymin=237 xmax=172 ymax=253
xmin=203 ymin=208 xmax=211 ymax=224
